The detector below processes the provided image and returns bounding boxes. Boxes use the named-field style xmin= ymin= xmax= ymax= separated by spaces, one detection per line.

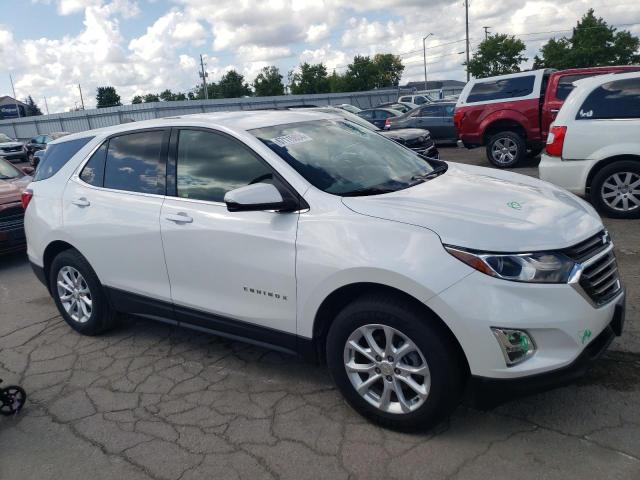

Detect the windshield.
xmin=0 ymin=133 xmax=14 ymax=143
xmin=251 ymin=119 xmax=440 ymax=196
xmin=0 ymin=158 xmax=22 ymax=179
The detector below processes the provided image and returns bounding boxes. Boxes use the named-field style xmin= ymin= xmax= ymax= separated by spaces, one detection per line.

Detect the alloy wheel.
xmin=56 ymin=266 xmax=93 ymax=323
xmin=601 ymin=172 xmax=640 ymax=212
xmin=343 ymin=324 xmax=431 ymax=414
xmin=491 ymin=138 xmax=518 ymax=165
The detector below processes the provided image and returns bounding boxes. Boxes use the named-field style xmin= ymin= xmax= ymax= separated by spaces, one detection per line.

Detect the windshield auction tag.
xmin=270 ymin=133 xmax=313 ymax=147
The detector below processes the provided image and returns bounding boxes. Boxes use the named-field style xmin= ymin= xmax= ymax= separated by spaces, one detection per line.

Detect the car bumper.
xmin=539 ymin=154 xmax=595 ymax=196
xmin=468 ymin=302 xmax=623 ymax=407
xmin=427 ymin=269 xmax=624 ymax=380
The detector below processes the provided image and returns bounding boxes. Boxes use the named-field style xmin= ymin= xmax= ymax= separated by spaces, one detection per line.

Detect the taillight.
xmin=384 ymin=118 xmax=391 ymax=129
xmin=545 ymin=126 xmax=567 ymax=157
xmin=21 ymin=189 xmax=33 ymax=210
xmin=453 ymin=110 xmax=463 ymax=130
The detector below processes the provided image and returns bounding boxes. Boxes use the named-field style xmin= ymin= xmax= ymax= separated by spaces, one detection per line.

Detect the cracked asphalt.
xmin=1 ymin=147 xmax=639 ymax=480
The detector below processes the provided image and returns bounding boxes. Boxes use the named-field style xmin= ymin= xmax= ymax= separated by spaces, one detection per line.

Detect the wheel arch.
xmin=311 ymin=282 xmax=470 ymax=375
xmin=482 ymin=119 xmax=527 ymax=143
xmin=42 ymin=240 xmax=79 ymax=290
xmin=585 ymin=154 xmax=640 ymax=194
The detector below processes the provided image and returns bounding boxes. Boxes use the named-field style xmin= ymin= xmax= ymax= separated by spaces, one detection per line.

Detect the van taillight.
xmin=545 ymin=126 xmax=567 ymax=157
xmin=21 ymin=189 xmax=33 ymax=210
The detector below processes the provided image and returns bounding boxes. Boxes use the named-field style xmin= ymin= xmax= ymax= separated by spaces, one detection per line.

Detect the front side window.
xmin=577 ymin=78 xmax=640 ymax=120
xmin=251 ymin=119 xmax=440 ymax=196
xmin=80 ymin=142 xmax=107 ymax=186
xmin=104 ymin=130 xmax=165 ymax=194
xmin=176 ymin=130 xmax=272 ymax=203
xmin=467 ymin=75 xmax=535 ymax=103
xmin=444 ymin=104 xmax=455 ymax=116
xmin=358 ymin=110 xmax=373 ymax=120
xmin=415 ymin=96 xmax=427 ymax=105
xmin=33 ymin=137 xmax=94 ymax=182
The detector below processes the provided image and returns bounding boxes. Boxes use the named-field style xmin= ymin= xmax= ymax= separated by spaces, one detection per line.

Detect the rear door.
xmin=63 ymin=129 xmax=172 ymax=304
xmin=441 ymin=104 xmax=457 ymax=141
xmin=160 ymin=128 xmax=299 ymax=339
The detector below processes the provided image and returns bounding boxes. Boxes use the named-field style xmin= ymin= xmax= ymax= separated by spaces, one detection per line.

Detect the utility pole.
xmin=44 ymin=96 xmax=50 ymax=115
xmin=9 ymin=74 xmax=21 ymax=118
xmin=422 ymin=33 xmax=434 ymax=91
xmin=78 ymin=84 xmax=85 ymax=110
xmin=199 ymin=54 xmax=209 ymax=100
xmin=483 ymin=26 xmax=491 ymax=40
xmin=465 ymin=0 xmax=470 ymax=81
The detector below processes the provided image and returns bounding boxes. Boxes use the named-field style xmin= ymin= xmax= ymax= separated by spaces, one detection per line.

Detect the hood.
xmin=342 ymin=162 xmax=603 ymax=252
xmin=381 ymin=128 xmax=430 ymax=141
xmin=0 ymin=176 xmax=30 ymax=205
xmin=0 ymin=141 xmax=23 ymax=149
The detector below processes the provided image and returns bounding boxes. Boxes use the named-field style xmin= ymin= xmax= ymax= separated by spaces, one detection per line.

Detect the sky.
xmin=1 ymin=0 xmax=639 ymax=114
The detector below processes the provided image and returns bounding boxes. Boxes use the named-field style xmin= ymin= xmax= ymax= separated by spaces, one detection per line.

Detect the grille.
xmin=563 ymin=230 xmax=622 ymax=306
xmin=0 ymin=211 xmax=24 ymax=232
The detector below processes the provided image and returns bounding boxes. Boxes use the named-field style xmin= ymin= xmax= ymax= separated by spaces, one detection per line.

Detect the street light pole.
xmin=423 ymin=33 xmax=433 ymax=91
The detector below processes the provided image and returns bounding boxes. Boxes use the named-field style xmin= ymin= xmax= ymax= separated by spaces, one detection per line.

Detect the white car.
xmin=24 ymin=110 xmax=624 ymax=431
xmin=398 ymin=94 xmax=433 ymax=106
xmin=540 ymin=71 xmax=640 ymax=219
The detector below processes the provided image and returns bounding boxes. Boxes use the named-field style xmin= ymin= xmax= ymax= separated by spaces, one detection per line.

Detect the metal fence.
xmin=0 ymin=89 xmax=414 ymax=140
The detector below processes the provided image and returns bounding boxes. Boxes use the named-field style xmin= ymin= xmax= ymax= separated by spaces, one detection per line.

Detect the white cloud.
xmin=306 ymin=23 xmax=329 ymax=43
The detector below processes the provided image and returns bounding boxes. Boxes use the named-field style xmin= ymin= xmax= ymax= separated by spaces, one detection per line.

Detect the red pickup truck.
xmin=454 ymin=66 xmax=640 ymax=167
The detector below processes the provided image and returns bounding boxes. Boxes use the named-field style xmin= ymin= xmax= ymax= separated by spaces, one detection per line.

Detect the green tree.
xmin=328 ymin=70 xmax=347 ymax=93
xmin=96 ymin=86 xmax=121 ymax=108
xmin=23 ymin=95 xmax=43 ymax=116
xmin=466 ymin=34 xmax=527 ymax=78
xmin=289 ymin=63 xmax=330 ymax=94
xmin=218 ymin=70 xmax=252 ymax=98
xmin=253 ymin=66 xmax=285 ymax=96
xmin=344 ymin=55 xmax=379 ymax=91
xmin=373 ymin=53 xmax=404 ymax=87
xmin=143 ymin=93 xmax=160 ymax=103
xmin=534 ymin=9 xmax=640 ymax=68
xmin=132 ymin=95 xmax=143 ymax=104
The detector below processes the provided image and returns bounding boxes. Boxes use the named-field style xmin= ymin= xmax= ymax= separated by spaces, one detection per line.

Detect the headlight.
xmin=444 ymin=246 xmax=575 ymax=283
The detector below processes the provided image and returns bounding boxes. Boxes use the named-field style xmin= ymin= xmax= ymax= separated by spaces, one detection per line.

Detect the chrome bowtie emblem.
xmin=601 ymin=232 xmax=610 ymax=245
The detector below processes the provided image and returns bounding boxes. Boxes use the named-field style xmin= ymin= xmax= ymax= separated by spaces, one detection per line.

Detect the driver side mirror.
xmin=224 ymin=183 xmax=299 ymax=213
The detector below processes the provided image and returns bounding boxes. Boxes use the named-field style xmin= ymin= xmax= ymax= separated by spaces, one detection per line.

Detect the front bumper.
xmin=468 ymin=299 xmax=624 ymax=407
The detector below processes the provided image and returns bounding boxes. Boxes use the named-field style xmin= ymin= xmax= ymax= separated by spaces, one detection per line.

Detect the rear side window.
xmin=556 ymin=73 xmax=597 ymax=100
xmin=104 ymin=131 xmax=165 ymax=194
xmin=577 ymin=78 xmax=640 ymax=120
xmin=467 ymin=75 xmax=535 ymax=103
xmin=33 ymin=137 xmax=94 ymax=182
xmin=176 ymin=129 xmax=272 ymax=203
xmin=420 ymin=105 xmax=444 ymax=116
xmin=414 ymin=96 xmax=427 ymax=105
xmin=399 ymin=97 xmax=411 ymax=102
xmin=80 ymin=142 xmax=107 ymax=186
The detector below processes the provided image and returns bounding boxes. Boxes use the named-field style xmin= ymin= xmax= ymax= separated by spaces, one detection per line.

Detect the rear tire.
xmin=326 ymin=293 xmax=465 ymax=432
xmin=486 ymin=131 xmax=526 ymax=168
xmin=49 ymin=249 xmax=119 ymax=335
xmin=591 ymin=160 xmax=640 ymax=219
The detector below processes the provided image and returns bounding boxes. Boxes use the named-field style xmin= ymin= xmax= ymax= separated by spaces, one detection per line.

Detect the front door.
xmin=413 ymin=105 xmax=446 ymax=139
xmin=160 ymin=128 xmax=299 ymax=340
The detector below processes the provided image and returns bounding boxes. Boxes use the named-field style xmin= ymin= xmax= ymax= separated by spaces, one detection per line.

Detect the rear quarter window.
xmin=33 ymin=137 xmax=94 ymax=181
xmin=577 ymin=78 xmax=640 ymax=120
xmin=466 ymin=75 xmax=535 ymax=103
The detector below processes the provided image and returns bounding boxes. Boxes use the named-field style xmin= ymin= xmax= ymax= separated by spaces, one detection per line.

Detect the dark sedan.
xmin=298 ymin=107 xmax=438 ymax=158
xmin=356 ymin=107 xmax=403 ymax=129
xmin=26 ymin=132 xmax=70 ymax=165
xmin=386 ymin=102 xmax=457 ymax=143
xmin=0 ymin=157 xmax=33 ymax=254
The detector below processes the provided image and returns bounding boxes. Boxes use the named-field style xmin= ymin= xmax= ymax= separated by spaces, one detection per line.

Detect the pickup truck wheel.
xmin=486 ymin=132 xmax=525 ymax=168
xmin=591 ymin=161 xmax=640 ymax=219
xmin=326 ymin=293 xmax=464 ymax=432
xmin=49 ymin=249 xmax=119 ymax=335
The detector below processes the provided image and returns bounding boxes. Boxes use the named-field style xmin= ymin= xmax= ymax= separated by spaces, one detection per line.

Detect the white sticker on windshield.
xmin=270 ymin=132 xmax=313 ymax=147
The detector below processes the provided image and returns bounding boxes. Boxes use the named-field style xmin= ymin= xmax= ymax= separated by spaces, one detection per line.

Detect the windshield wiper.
xmin=340 ymin=186 xmax=397 ymax=197
xmin=0 ymin=175 xmax=14 ymax=180
xmin=411 ymin=164 xmax=448 ymax=182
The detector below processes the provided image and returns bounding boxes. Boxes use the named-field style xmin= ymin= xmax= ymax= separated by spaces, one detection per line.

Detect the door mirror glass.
xmin=224 ymin=183 xmax=297 ymax=212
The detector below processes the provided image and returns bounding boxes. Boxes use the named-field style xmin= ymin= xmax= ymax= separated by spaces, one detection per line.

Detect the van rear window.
xmin=34 ymin=137 xmax=94 ymax=181
xmin=467 ymin=75 xmax=535 ymax=103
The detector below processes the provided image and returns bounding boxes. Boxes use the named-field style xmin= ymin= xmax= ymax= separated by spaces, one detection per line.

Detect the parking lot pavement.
xmin=1 ymin=147 xmax=639 ymax=480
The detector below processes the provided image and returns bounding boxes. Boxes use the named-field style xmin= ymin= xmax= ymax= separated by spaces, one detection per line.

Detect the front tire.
xmin=326 ymin=293 xmax=465 ymax=432
xmin=486 ymin=131 xmax=525 ymax=168
xmin=591 ymin=161 xmax=640 ymax=219
xmin=49 ymin=249 xmax=119 ymax=335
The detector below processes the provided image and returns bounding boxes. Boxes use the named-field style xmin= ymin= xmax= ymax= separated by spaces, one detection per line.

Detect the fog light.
xmin=491 ymin=328 xmax=536 ymax=366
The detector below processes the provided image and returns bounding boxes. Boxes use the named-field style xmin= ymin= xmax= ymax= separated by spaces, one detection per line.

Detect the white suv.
xmin=540 ymin=71 xmax=640 ymax=219
xmin=24 ymin=110 xmax=625 ymax=431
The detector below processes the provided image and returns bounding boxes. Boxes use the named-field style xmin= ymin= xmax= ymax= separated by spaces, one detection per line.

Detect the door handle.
xmin=165 ymin=212 xmax=193 ymax=224
xmin=71 ymin=197 xmax=90 ymax=207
